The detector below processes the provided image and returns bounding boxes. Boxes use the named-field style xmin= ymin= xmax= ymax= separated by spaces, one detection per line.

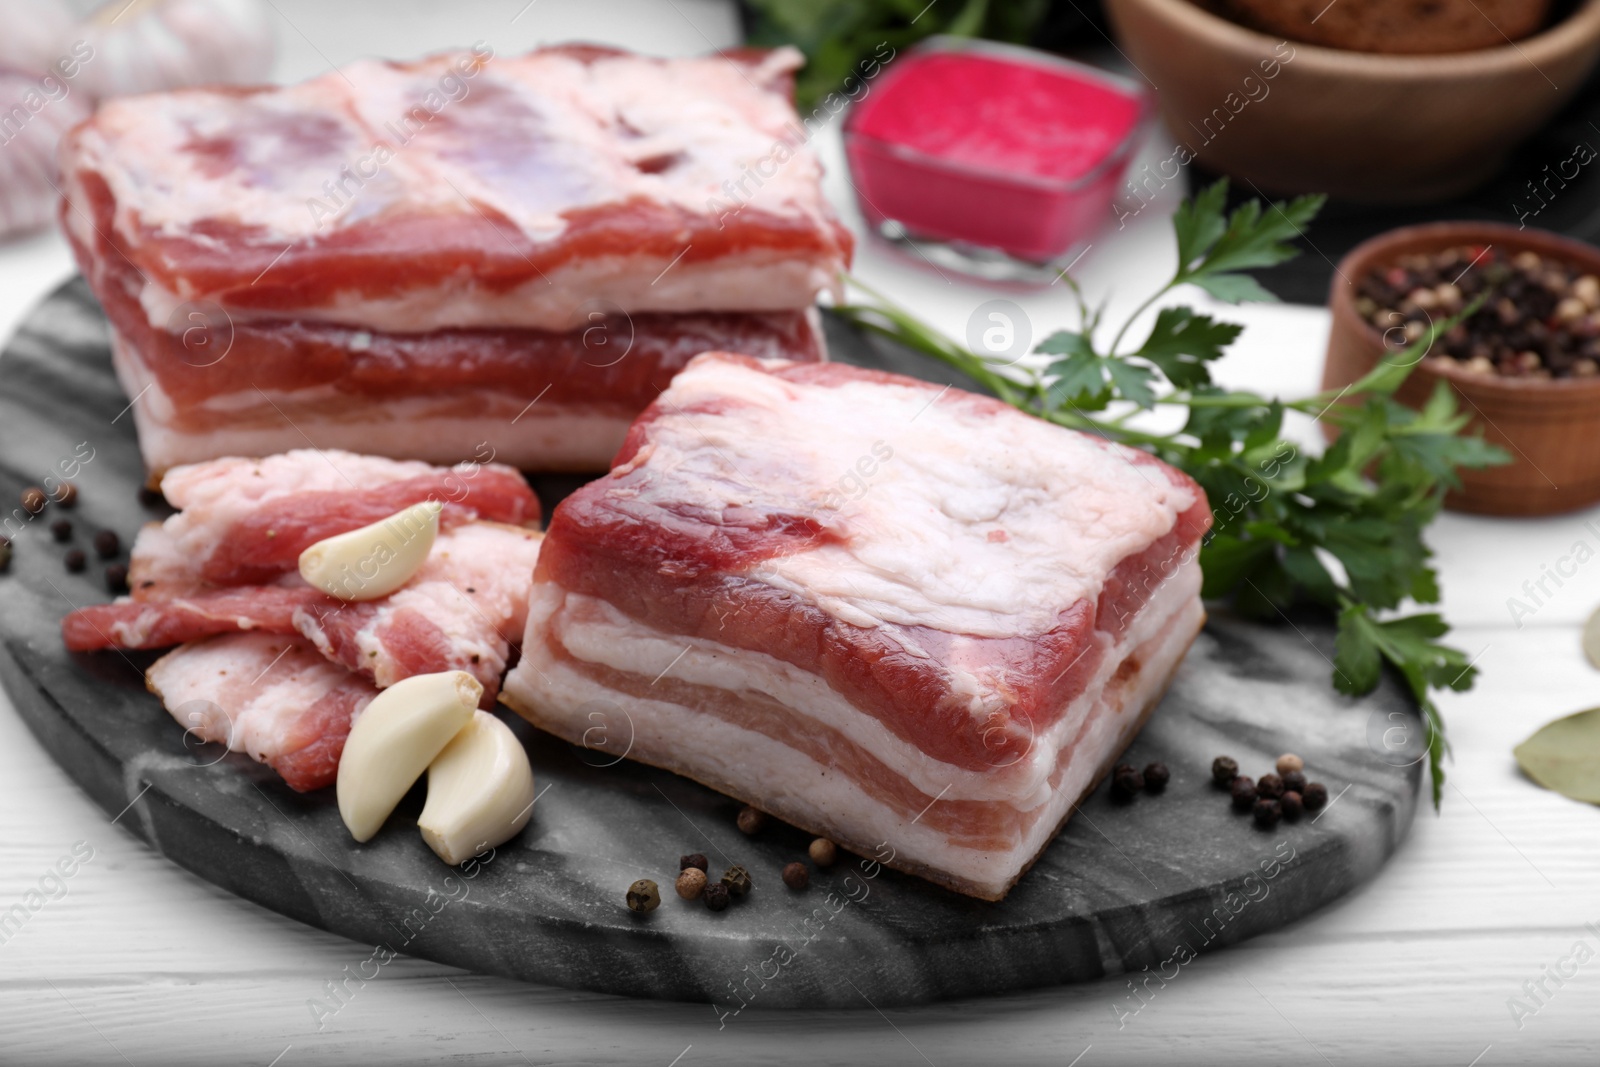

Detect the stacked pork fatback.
xmin=58 ymin=45 xmax=852 ymax=476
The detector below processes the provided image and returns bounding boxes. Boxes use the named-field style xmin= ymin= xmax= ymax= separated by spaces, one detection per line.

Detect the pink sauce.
xmin=849 ymin=52 xmax=1143 ymax=184
xmin=843 ymin=44 xmax=1147 ymax=264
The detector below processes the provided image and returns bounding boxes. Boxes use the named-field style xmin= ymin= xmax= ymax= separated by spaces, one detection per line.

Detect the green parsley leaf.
xmin=1133 ymin=307 xmax=1243 ymax=389
xmin=840 ymin=181 xmax=1507 ymax=809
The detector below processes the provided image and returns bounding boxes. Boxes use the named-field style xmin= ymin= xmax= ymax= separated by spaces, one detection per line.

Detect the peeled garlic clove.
xmin=419 ymin=710 xmax=536 ymax=865
xmin=0 ymin=0 xmax=76 ymax=74
xmin=0 ymin=70 xmax=91 ymax=239
xmin=337 ymin=670 xmax=481 ymax=843
xmin=76 ymin=0 xmax=277 ymax=100
xmin=299 ymin=500 xmax=441 ymax=601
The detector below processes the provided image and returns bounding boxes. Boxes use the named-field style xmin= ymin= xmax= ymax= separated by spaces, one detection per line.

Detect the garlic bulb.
xmin=0 ymin=70 xmax=91 ymax=237
xmin=0 ymin=0 xmax=78 ymax=75
xmin=75 ymin=0 xmax=275 ymax=100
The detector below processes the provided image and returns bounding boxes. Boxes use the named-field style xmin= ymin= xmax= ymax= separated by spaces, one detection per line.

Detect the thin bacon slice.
xmin=155 ymin=450 xmax=539 ymax=587
xmin=66 ymin=524 xmax=541 ymax=703
xmin=146 ymin=633 xmax=378 ymax=793
xmin=63 ymin=586 xmax=323 ymax=652
xmin=293 ymin=523 xmax=543 ymax=703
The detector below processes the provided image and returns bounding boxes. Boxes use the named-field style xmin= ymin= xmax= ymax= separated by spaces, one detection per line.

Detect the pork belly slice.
xmin=154 ymin=449 xmax=537 ymax=586
xmin=502 ymin=353 xmax=1211 ymax=900
xmin=146 ymin=633 xmax=379 ymax=792
xmin=65 ymin=523 xmax=542 ymax=705
xmin=60 ymin=45 xmax=851 ymax=334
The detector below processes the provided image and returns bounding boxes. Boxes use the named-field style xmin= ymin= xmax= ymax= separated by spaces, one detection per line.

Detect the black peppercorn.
xmin=1230 ymin=776 xmax=1257 ymax=811
xmin=93 ymin=530 xmax=120 ymax=559
xmin=53 ymin=481 xmax=77 ymax=508
xmin=64 ymin=548 xmax=86 ymax=573
xmin=1256 ymin=773 xmax=1284 ymax=800
xmin=625 ymin=879 xmax=660 ymax=913
xmin=782 ymin=862 xmax=809 ymax=890
xmin=1110 ymin=766 xmax=1144 ymax=802
xmin=680 ymin=852 xmax=708 ymax=872
xmin=105 ymin=563 xmax=130 ymax=594
xmin=1281 ymin=769 xmax=1307 ymax=795
xmin=20 ymin=487 xmax=47 ymax=515
xmin=1212 ymin=755 xmax=1239 ymax=787
xmin=50 ymin=519 xmax=72 ymax=543
xmin=1253 ymin=798 xmax=1281 ymax=829
xmin=736 ymin=805 xmax=766 ymax=835
xmin=1280 ymin=791 xmax=1304 ymax=822
xmin=1302 ymin=782 xmax=1329 ymax=812
xmin=721 ymin=865 xmax=752 ymax=898
xmin=1143 ymin=762 xmax=1170 ymax=793
xmin=703 ymin=882 xmax=730 ymax=912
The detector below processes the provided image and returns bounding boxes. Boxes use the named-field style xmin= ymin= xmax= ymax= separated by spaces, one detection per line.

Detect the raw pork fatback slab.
xmin=58 ymin=45 xmax=851 ymax=332
xmin=58 ymin=43 xmax=848 ymax=474
xmin=502 ymin=354 xmax=1212 ymax=900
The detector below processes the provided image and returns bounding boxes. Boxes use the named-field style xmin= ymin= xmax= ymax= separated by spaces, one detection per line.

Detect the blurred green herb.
xmin=741 ymin=0 xmax=1053 ymax=109
xmin=839 ymin=179 xmax=1510 ymax=807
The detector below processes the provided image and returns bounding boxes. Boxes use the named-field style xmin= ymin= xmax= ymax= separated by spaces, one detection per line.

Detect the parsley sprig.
xmin=839 ymin=180 xmax=1508 ymax=806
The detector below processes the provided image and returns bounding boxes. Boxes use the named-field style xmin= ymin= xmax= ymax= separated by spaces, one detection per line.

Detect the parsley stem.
xmin=1103 ymin=282 xmax=1174 ymax=359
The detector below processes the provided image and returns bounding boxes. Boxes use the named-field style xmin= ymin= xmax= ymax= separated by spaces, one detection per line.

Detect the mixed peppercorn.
xmin=1214 ymin=753 xmax=1329 ymax=830
xmin=1357 ymin=246 xmax=1600 ymax=379
xmin=627 ymin=807 xmax=838 ymax=916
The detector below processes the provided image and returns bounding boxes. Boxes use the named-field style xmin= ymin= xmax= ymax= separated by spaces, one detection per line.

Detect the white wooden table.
xmin=2 ymin=3 xmax=1598 ymax=1063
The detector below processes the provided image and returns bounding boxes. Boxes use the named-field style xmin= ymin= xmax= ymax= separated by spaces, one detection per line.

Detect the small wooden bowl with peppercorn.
xmin=1322 ymin=222 xmax=1600 ymax=516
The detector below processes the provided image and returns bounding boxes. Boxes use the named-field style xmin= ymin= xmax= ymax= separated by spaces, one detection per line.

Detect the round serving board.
xmin=0 ymin=279 xmax=1423 ymax=1008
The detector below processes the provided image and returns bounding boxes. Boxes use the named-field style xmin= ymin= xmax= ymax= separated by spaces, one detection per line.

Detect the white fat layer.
xmin=146 ymin=633 xmax=374 ymax=762
xmin=531 ymin=555 xmax=1200 ymax=806
xmin=108 ymin=335 xmax=632 ymax=475
xmin=503 ymin=597 xmax=1203 ymax=896
xmin=636 ymin=358 xmax=1196 ymax=639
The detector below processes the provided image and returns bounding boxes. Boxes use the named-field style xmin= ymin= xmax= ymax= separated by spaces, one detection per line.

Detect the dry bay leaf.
xmin=1584 ymin=606 xmax=1600 ymax=669
xmin=1515 ymin=706 xmax=1600 ymax=804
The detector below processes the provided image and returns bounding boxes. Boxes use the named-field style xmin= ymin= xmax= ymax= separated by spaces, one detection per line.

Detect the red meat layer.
xmin=265 ymin=681 xmax=369 ymax=792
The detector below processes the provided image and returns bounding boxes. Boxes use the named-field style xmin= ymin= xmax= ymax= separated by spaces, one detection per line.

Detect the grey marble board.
xmin=0 ymin=278 xmax=1424 ymax=1008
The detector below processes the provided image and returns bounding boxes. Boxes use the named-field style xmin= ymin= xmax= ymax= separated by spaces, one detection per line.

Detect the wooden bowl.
xmin=1322 ymin=222 xmax=1600 ymax=517
xmin=1102 ymin=0 xmax=1600 ymax=202
xmin=1214 ymin=0 xmax=1552 ymax=54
